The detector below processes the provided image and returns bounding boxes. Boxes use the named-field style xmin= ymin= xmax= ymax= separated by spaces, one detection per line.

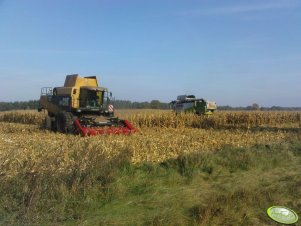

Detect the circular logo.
xmin=267 ymin=206 xmax=298 ymax=224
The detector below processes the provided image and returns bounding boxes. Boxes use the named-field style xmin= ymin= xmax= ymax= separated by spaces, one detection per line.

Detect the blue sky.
xmin=0 ymin=0 xmax=300 ymax=107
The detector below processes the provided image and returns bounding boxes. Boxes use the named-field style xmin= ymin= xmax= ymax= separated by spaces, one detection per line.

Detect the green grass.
xmin=1 ymin=141 xmax=301 ymax=225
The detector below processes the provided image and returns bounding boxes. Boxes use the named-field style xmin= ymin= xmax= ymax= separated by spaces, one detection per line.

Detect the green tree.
xmin=252 ymin=103 xmax=260 ymax=110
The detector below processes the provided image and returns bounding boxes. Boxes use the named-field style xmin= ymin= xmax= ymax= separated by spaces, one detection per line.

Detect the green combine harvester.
xmin=170 ymin=95 xmax=217 ymax=115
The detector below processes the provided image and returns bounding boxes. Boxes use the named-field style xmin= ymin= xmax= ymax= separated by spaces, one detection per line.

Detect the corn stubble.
xmin=0 ymin=110 xmax=300 ymax=179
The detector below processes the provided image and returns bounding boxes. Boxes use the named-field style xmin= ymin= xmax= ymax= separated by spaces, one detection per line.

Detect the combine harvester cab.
xmin=170 ymin=95 xmax=217 ymax=115
xmin=38 ymin=74 xmax=137 ymax=136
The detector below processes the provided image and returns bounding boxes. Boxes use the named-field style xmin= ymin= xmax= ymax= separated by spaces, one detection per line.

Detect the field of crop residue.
xmin=0 ymin=110 xmax=301 ymax=225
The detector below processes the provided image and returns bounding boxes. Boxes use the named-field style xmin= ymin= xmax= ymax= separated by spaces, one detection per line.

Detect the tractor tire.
xmin=43 ymin=116 xmax=56 ymax=131
xmin=45 ymin=116 xmax=52 ymax=130
xmin=55 ymin=112 xmax=75 ymax=134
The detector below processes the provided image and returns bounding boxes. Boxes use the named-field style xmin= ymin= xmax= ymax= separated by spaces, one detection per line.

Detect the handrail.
xmin=41 ymin=87 xmax=53 ymax=96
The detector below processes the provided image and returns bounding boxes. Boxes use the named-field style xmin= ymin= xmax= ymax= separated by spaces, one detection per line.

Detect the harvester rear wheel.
xmin=43 ymin=115 xmax=56 ymax=131
xmin=56 ymin=112 xmax=76 ymax=134
xmin=45 ymin=116 xmax=52 ymax=130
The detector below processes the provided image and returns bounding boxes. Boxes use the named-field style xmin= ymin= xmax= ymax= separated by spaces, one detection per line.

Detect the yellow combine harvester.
xmin=38 ymin=74 xmax=136 ymax=136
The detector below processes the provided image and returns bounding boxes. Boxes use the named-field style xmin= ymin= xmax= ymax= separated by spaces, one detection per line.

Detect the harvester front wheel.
xmin=56 ymin=112 xmax=75 ymax=134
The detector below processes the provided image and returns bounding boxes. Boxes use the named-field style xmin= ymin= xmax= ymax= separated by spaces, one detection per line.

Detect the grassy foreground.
xmin=1 ymin=139 xmax=301 ymax=225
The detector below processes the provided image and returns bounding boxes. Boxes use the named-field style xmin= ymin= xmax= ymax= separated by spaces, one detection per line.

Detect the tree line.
xmin=0 ymin=100 xmax=40 ymax=111
xmin=0 ymin=100 xmax=170 ymax=111
xmin=218 ymin=103 xmax=301 ymax=111
xmin=0 ymin=100 xmax=300 ymax=111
